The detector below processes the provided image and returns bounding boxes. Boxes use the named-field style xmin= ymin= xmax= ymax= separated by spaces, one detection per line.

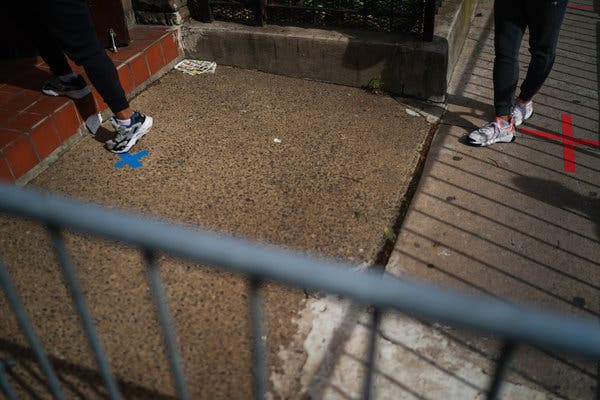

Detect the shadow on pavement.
xmin=512 ymin=176 xmax=600 ymax=240
xmin=0 ymin=338 xmax=175 ymax=399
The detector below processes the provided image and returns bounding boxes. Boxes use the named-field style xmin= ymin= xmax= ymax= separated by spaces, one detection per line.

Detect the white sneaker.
xmin=512 ymin=99 xmax=533 ymax=126
xmin=468 ymin=117 xmax=515 ymax=147
xmin=105 ymin=111 xmax=153 ymax=153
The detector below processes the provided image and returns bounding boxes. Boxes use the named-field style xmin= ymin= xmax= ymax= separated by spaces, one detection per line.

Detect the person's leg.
xmin=26 ymin=5 xmax=72 ymax=77
xmin=518 ymin=0 xmax=568 ymax=102
xmin=493 ymin=0 xmax=527 ymax=117
xmin=33 ymin=33 xmax=72 ymax=77
xmin=40 ymin=0 xmax=131 ymax=117
xmin=468 ymin=0 xmax=526 ymax=146
xmin=37 ymin=0 xmax=152 ymax=152
xmin=26 ymin=5 xmax=91 ymax=99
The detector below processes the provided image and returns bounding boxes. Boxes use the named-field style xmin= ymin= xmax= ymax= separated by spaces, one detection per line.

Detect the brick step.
xmin=0 ymin=25 xmax=182 ymax=183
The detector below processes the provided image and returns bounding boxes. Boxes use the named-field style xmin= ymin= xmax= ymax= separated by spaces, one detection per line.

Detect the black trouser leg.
xmin=518 ymin=0 xmax=568 ymax=101
xmin=36 ymin=0 xmax=129 ymax=114
xmin=32 ymin=30 xmax=73 ymax=76
xmin=28 ymin=6 xmax=72 ymax=76
xmin=493 ymin=0 xmax=526 ymax=117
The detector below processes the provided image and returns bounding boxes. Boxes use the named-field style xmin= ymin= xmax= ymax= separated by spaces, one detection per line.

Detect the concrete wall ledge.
xmin=435 ymin=0 xmax=480 ymax=84
xmin=181 ymin=0 xmax=478 ymax=102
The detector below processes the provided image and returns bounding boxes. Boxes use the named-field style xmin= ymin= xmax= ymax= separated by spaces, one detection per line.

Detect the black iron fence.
xmin=189 ymin=0 xmax=442 ymax=40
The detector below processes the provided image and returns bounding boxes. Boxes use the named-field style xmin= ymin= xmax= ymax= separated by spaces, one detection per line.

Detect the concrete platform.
xmin=0 ymin=66 xmax=433 ymax=398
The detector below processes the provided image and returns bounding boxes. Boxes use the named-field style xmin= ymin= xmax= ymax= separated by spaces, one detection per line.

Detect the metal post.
xmin=250 ymin=278 xmax=267 ymax=399
xmin=0 ymin=257 xmax=65 ymax=399
xmin=48 ymin=226 xmax=121 ymax=399
xmin=199 ymin=0 xmax=214 ymax=22
xmin=363 ymin=308 xmax=381 ymax=400
xmin=389 ymin=0 xmax=394 ymax=32
xmin=423 ymin=0 xmax=436 ymax=41
xmin=144 ymin=250 xmax=189 ymax=400
xmin=487 ymin=341 xmax=517 ymax=400
xmin=255 ymin=0 xmax=266 ymax=26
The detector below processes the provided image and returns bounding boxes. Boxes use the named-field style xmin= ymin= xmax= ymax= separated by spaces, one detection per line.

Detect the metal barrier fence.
xmin=189 ymin=0 xmax=442 ymax=39
xmin=0 ymin=182 xmax=599 ymax=399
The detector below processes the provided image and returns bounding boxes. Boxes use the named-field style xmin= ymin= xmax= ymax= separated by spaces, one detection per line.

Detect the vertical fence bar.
xmin=255 ymin=0 xmax=266 ymax=25
xmin=422 ymin=0 xmax=435 ymax=41
xmin=249 ymin=278 xmax=266 ymax=399
xmin=199 ymin=0 xmax=214 ymax=22
xmin=362 ymin=307 xmax=381 ymax=400
xmin=389 ymin=0 xmax=394 ymax=32
xmin=487 ymin=341 xmax=517 ymax=400
xmin=144 ymin=250 xmax=189 ymax=400
xmin=47 ymin=226 xmax=121 ymax=399
xmin=0 ymin=359 xmax=18 ymax=400
xmin=0 ymin=257 xmax=65 ymax=399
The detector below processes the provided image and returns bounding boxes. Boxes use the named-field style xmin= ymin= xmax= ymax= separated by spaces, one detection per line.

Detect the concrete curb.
xmin=181 ymin=0 xmax=479 ymax=102
xmin=182 ymin=22 xmax=447 ymax=101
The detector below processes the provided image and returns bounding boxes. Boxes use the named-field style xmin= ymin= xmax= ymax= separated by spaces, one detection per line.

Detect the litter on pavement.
xmin=175 ymin=59 xmax=217 ymax=75
xmin=405 ymin=108 xmax=420 ymax=117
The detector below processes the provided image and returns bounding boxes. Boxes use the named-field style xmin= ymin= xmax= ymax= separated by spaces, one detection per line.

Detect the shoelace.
xmin=114 ymin=129 xmax=128 ymax=143
xmin=109 ymin=118 xmax=130 ymax=143
xmin=481 ymin=119 xmax=511 ymax=136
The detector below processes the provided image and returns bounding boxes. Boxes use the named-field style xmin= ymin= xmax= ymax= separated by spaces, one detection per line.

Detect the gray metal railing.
xmin=0 ymin=182 xmax=599 ymax=399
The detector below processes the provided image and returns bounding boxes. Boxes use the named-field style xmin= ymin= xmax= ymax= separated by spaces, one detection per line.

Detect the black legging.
xmin=32 ymin=0 xmax=129 ymax=114
xmin=493 ymin=0 xmax=568 ymax=116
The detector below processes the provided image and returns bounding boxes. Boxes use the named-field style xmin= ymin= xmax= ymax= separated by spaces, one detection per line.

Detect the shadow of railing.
xmin=0 ymin=339 xmax=176 ymax=399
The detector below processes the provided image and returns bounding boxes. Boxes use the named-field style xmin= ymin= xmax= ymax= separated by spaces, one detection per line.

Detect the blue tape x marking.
xmin=114 ymin=150 xmax=149 ymax=169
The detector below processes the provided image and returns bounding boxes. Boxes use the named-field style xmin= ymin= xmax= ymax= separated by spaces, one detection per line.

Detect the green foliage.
xmin=365 ymin=77 xmax=384 ymax=94
xmin=384 ymin=226 xmax=396 ymax=242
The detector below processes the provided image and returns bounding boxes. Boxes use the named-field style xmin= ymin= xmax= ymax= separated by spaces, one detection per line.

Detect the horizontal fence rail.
xmin=0 ymin=182 xmax=599 ymax=400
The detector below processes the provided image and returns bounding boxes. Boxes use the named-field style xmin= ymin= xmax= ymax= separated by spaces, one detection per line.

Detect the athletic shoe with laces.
xmin=105 ymin=111 xmax=153 ymax=153
xmin=42 ymin=74 xmax=91 ymax=99
xmin=467 ymin=117 xmax=515 ymax=146
xmin=512 ymin=98 xmax=533 ymax=126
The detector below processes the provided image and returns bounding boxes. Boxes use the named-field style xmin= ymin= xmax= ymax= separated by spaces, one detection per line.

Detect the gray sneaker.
xmin=105 ymin=111 xmax=153 ymax=153
xmin=512 ymin=99 xmax=533 ymax=126
xmin=468 ymin=117 xmax=515 ymax=147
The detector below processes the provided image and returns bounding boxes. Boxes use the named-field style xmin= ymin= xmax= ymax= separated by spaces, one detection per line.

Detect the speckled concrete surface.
xmin=0 ymin=66 xmax=431 ymax=398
